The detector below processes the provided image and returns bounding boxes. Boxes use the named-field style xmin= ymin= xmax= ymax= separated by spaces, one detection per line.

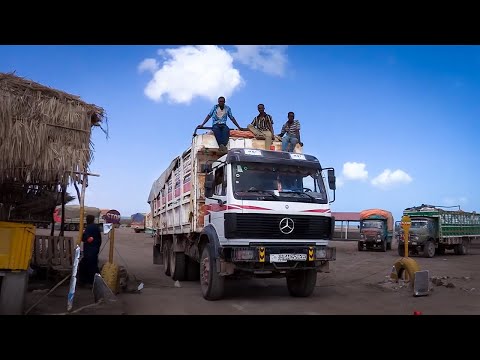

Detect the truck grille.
xmin=224 ymin=213 xmax=332 ymax=240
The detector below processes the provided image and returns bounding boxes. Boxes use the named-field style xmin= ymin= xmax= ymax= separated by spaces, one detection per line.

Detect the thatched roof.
xmin=0 ymin=72 xmax=107 ymax=186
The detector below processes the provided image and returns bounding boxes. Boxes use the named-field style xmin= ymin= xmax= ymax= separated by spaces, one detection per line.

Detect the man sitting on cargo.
xmin=247 ymin=103 xmax=275 ymax=150
xmin=197 ymin=96 xmax=244 ymax=153
xmin=277 ymin=112 xmax=303 ymax=152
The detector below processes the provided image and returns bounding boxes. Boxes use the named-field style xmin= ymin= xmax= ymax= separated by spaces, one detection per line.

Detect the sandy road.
xmin=28 ymin=228 xmax=480 ymax=315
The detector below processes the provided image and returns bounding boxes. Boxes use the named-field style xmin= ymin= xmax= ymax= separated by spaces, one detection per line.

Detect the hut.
xmin=0 ymin=72 xmax=107 ymax=223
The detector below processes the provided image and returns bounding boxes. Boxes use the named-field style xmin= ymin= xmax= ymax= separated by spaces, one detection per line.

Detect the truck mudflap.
xmin=219 ymin=245 xmax=335 ymax=272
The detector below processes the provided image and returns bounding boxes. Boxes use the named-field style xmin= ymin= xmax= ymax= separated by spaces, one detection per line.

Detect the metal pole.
xmin=404 ymin=228 xmax=409 ymax=258
xmin=76 ymin=173 xmax=87 ymax=246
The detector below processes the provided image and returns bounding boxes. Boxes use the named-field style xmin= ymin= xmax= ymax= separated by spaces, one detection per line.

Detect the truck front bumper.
xmin=220 ymin=245 xmax=335 ymax=272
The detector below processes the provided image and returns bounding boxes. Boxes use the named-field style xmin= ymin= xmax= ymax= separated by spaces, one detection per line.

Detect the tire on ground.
xmin=186 ymin=256 xmax=200 ymax=281
xmin=200 ymin=243 xmax=225 ymax=300
xmin=170 ymin=247 xmax=186 ymax=281
xmin=286 ymin=269 xmax=317 ymax=297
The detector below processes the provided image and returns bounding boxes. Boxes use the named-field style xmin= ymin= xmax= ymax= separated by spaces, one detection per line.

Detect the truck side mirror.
xmin=328 ymin=169 xmax=336 ymax=190
xmin=205 ymin=173 xmax=214 ymax=198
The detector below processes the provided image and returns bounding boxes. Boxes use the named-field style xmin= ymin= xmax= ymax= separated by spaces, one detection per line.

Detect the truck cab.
xmin=201 ymin=148 xmax=337 ymax=298
xmin=359 ymin=219 xmax=388 ymax=251
xmin=358 ymin=209 xmax=393 ymax=252
xmin=398 ymin=217 xmax=438 ymax=257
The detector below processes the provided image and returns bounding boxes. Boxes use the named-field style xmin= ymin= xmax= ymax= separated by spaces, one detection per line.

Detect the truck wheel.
xmin=357 ymin=242 xmax=364 ymax=251
xmin=286 ymin=269 xmax=317 ymax=297
xmin=186 ymin=256 xmax=200 ymax=281
xmin=69 ymin=224 xmax=76 ymax=231
xmin=170 ymin=247 xmax=186 ymax=281
xmin=380 ymin=239 xmax=387 ymax=252
xmin=454 ymin=240 xmax=468 ymax=255
xmin=435 ymin=245 xmax=445 ymax=255
xmin=200 ymin=244 xmax=225 ymax=300
xmin=163 ymin=242 xmax=171 ymax=276
xmin=423 ymin=240 xmax=435 ymax=258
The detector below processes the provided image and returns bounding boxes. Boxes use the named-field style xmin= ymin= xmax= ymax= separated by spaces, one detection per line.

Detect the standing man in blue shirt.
xmin=197 ymin=96 xmax=244 ymax=152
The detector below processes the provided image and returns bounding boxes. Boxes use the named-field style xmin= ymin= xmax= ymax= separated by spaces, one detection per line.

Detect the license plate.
xmin=270 ymin=253 xmax=307 ymax=263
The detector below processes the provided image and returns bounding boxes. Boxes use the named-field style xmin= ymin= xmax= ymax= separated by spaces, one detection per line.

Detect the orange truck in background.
xmin=358 ymin=209 xmax=394 ymax=252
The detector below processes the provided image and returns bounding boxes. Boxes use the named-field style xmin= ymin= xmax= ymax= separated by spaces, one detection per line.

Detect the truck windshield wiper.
xmin=280 ymin=191 xmax=317 ymax=201
xmin=242 ymin=189 xmax=279 ymax=199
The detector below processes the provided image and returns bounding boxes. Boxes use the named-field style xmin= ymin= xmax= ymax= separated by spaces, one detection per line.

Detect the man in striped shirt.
xmin=197 ymin=96 xmax=243 ymax=152
xmin=277 ymin=111 xmax=303 ymax=152
xmin=247 ymin=103 xmax=275 ymax=150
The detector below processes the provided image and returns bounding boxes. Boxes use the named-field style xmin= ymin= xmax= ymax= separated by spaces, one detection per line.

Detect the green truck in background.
xmin=399 ymin=204 xmax=480 ymax=257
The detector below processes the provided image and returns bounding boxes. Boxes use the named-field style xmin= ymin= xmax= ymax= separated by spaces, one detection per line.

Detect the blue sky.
xmin=1 ymin=45 xmax=478 ymax=221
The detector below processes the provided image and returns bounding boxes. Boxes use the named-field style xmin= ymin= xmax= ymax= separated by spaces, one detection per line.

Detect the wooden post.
xmin=109 ymin=226 xmax=115 ymax=263
xmin=60 ymin=185 xmax=66 ymax=237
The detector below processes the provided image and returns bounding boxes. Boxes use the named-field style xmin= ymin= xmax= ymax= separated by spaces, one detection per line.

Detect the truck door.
xmin=206 ymin=165 xmax=227 ymax=239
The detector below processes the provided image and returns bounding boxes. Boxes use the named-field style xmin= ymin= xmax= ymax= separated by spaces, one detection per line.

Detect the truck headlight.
xmin=232 ymin=248 xmax=255 ymax=261
xmin=316 ymin=248 xmax=327 ymax=259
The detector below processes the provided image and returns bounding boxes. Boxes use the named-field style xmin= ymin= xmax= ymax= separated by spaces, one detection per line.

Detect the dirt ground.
xmin=26 ymin=227 xmax=480 ymax=315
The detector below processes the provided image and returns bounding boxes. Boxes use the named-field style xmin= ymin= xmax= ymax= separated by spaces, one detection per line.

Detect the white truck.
xmin=148 ymin=129 xmax=337 ymax=300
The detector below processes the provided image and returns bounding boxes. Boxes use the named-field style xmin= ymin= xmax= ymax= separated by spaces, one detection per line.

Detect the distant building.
xmin=332 ymin=212 xmax=361 ymax=240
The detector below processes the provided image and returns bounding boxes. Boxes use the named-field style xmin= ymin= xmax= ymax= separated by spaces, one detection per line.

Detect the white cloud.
xmin=336 ymin=177 xmax=345 ymax=188
xmin=371 ymin=169 xmax=412 ymax=189
xmin=138 ymin=58 xmax=159 ymax=74
xmin=231 ymin=45 xmax=288 ymax=76
xmin=343 ymin=162 xmax=368 ymax=181
xmin=442 ymin=196 xmax=468 ymax=207
xmin=141 ymin=45 xmax=244 ymax=104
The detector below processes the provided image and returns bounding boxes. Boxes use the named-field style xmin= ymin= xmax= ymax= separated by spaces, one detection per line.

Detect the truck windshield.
xmin=362 ymin=221 xmax=384 ymax=229
xmin=411 ymin=221 xmax=428 ymax=228
xmin=232 ymin=162 xmax=327 ymax=204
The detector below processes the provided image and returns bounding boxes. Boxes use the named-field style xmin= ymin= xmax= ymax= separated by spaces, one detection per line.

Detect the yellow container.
xmin=0 ymin=221 xmax=35 ymax=270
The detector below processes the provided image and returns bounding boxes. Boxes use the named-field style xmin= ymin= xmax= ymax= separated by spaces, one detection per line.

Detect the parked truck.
xmin=148 ymin=129 xmax=337 ymax=300
xmin=131 ymin=213 xmax=146 ymax=233
xmin=358 ymin=209 xmax=394 ymax=252
xmin=54 ymin=205 xmax=103 ymax=231
xmin=398 ymin=204 xmax=480 ymax=257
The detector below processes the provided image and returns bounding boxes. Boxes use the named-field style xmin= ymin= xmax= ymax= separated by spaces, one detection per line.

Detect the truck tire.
xmin=454 ymin=240 xmax=468 ymax=255
xmin=286 ymin=269 xmax=317 ymax=297
xmin=163 ymin=242 xmax=171 ymax=276
xmin=423 ymin=240 xmax=435 ymax=258
xmin=200 ymin=243 xmax=225 ymax=300
xmin=380 ymin=239 xmax=387 ymax=252
xmin=357 ymin=242 xmax=364 ymax=251
xmin=69 ymin=223 xmax=75 ymax=231
xmin=186 ymin=256 xmax=200 ymax=281
xmin=170 ymin=247 xmax=186 ymax=281
xmin=436 ymin=245 xmax=445 ymax=255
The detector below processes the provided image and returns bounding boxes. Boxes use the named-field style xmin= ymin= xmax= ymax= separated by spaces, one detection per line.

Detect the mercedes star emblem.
xmin=279 ymin=217 xmax=294 ymax=234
